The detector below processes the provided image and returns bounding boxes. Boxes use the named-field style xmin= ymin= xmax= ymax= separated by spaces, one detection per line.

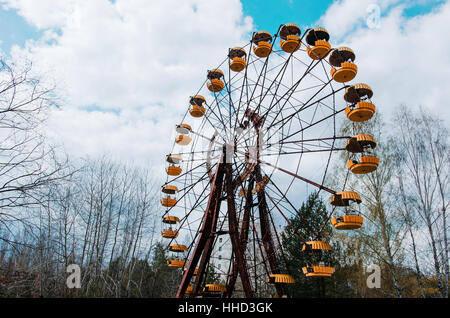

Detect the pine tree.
xmin=148 ymin=242 xmax=180 ymax=297
xmin=280 ymin=192 xmax=354 ymax=297
xmin=281 ymin=192 xmax=331 ymax=297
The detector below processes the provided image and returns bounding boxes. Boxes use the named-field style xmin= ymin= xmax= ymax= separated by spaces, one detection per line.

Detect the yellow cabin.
xmin=167 ymin=258 xmax=185 ymax=268
xmin=189 ymin=95 xmax=206 ymax=118
xmin=344 ymin=83 xmax=376 ymax=122
xmin=279 ymin=23 xmax=301 ymax=53
xmin=175 ymin=124 xmax=192 ymax=146
xmin=161 ymin=229 xmax=178 ymax=239
xmin=346 ymin=134 xmax=379 ymax=174
xmin=229 ymin=47 xmax=247 ymax=72
xmin=330 ymin=191 xmax=364 ymax=230
xmin=305 ymin=27 xmax=331 ymax=60
xmin=168 ymin=244 xmax=188 ymax=252
xmin=206 ymin=69 xmax=224 ymax=93
xmin=302 ymin=265 xmax=335 ymax=277
xmin=203 ymin=284 xmax=227 ymax=293
xmin=302 ymin=241 xmax=332 ymax=252
xmin=166 ymin=154 xmax=182 ymax=176
xmin=266 ymin=274 xmax=295 ymax=284
xmin=329 ymin=47 xmax=357 ymax=83
xmin=252 ymin=31 xmax=273 ymax=58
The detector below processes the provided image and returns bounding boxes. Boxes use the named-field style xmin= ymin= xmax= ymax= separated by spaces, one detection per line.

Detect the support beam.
xmin=176 ymin=162 xmax=225 ymax=298
xmin=226 ymin=177 xmax=254 ymax=297
xmin=254 ymin=165 xmax=286 ymax=297
xmin=225 ymin=161 xmax=254 ymax=298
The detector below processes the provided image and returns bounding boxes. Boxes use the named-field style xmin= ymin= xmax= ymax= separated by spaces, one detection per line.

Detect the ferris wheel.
xmin=160 ymin=23 xmax=379 ymax=298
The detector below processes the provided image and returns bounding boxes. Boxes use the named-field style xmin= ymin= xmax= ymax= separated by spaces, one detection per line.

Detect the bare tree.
xmin=393 ymin=106 xmax=449 ymax=298
xmin=330 ymin=114 xmax=408 ymax=298
xmin=0 ymin=58 xmax=167 ymax=298
xmin=0 ymin=58 xmax=75 ymax=297
xmin=397 ymin=174 xmax=426 ymax=297
xmin=0 ymin=58 xmax=71 ymax=238
xmin=58 ymin=157 xmax=161 ymax=297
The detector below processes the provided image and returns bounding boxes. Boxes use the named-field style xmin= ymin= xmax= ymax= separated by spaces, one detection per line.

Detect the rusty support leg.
xmin=193 ymin=197 xmax=221 ymax=295
xmin=176 ymin=162 xmax=225 ymax=298
xmin=225 ymin=177 xmax=254 ymax=297
xmin=254 ymin=165 xmax=286 ymax=296
xmin=225 ymin=162 xmax=254 ymax=298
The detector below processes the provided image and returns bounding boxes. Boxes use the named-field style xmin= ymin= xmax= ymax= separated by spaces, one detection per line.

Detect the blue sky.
xmin=241 ymin=0 xmax=447 ymax=32
xmin=0 ymin=6 xmax=41 ymax=53
xmin=241 ymin=0 xmax=332 ymax=31
xmin=403 ymin=0 xmax=446 ymax=16
xmin=1 ymin=0 xmax=449 ymax=165
xmin=0 ymin=1 xmax=446 ymax=53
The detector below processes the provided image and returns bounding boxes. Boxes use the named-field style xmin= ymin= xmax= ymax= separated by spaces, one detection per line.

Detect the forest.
xmin=0 ymin=58 xmax=448 ymax=298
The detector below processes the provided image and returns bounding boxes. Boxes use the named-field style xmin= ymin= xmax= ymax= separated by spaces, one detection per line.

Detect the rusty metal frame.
xmin=176 ymin=160 xmax=225 ymax=298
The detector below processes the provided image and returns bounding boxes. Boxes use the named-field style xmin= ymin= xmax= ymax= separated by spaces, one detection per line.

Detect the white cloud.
xmin=318 ymin=0 xmax=450 ymax=122
xmin=1 ymin=0 xmax=77 ymax=29
xmin=3 ymin=0 xmax=253 ymax=166
xmin=316 ymin=0 xmax=450 ymax=264
xmin=318 ymin=0 xmax=399 ymax=39
xmin=3 ymin=0 xmax=449 ymax=191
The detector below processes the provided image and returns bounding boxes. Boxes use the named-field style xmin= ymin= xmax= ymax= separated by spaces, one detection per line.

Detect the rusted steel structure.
xmin=160 ymin=23 xmax=379 ymax=298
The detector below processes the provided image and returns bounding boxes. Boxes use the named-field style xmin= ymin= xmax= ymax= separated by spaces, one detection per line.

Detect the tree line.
xmin=284 ymin=107 xmax=449 ymax=298
xmin=0 ymin=59 xmax=448 ymax=298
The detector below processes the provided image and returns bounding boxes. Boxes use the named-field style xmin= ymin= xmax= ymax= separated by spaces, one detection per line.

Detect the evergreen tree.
xmin=148 ymin=242 xmax=180 ymax=297
xmin=204 ymin=263 xmax=223 ymax=284
xmin=281 ymin=192 xmax=354 ymax=297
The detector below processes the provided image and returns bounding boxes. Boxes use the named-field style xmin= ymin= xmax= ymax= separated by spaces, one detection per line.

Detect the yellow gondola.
xmin=175 ymin=135 xmax=192 ymax=146
xmin=252 ymin=31 xmax=273 ymax=58
xmin=345 ymin=101 xmax=376 ymax=122
xmin=161 ymin=199 xmax=177 ymax=207
xmin=161 ymin=215 xmax=179 ymax=238
xmin=332 ymin=215 xmax=364 ymax=230
xmin=175 ymin=124 xmax=192 ymax=146
xmin=345 ymin=134 xmax=376 ymax=153
xmin=302 ymin=265 xmax=335 ymax=277
xmin=166 ymin=154 xmax=182 ymax=176
xmin=162 ymin=216 xmax=180 ymax=224
xmin=305 ymin=27 xmax=331 ymax=60
xmin=166 ymin=165 xmax=182 ymax=176
xmin=344 ymin=83 xmax=376 ymax=122
xmin=347 ymin=156 xmax=380 ymax=174
xmin=162 ymin=184 xmax=178 ymax=194
xmin=329 ymin=47 xmax=357 ymax=83
xmin=330 ymin=191 xmax=362 ymax=206
xmin=279 ymin=23 xmax=301 ymax=53
xmin=330 ymin=191 xmax=364 ymax=230
xmin=206 ymin=69 xmax=224 ymax=92
xmin=161 ymin=185 xmax=178 ymax=207
xmin=167 ymin=258 xmax=185 ymax=268
xmin=169 ymin=244 xmax=188 ymax=252
xmin=266 ymin=274 xmax=295 ymax=284
xmin=189 ymin=95 xmax=206 ymax=118
xmin=302 ymin=241 xmax=332 ymax=252
xmin=203 ymin=284 xmax=227 ymax=293
xmin=176 ymin=123 xmax=192 ymax=134
xmin=346 ymin=134 xmax=379 ymax=174
xmin=161 ymin=229 xmax=178 ymax=239
xmin=229 ymin=47 xmax=247 ymax=72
